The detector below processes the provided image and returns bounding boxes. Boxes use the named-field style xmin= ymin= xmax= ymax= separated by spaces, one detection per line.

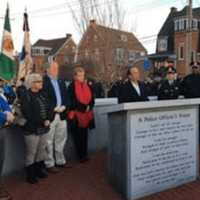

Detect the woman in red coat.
xmin=67 ymin=67 xmax=95 ymax=163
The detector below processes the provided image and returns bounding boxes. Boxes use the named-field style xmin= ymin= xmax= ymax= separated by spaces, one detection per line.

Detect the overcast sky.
xmin=0 ymin=0 xmax=199 ymax=54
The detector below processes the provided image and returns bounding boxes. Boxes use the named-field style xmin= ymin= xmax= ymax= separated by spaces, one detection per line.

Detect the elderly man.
xmin=43 ymin=58 xmax=70 ymax=173
xmin=119 ymin=67 xmax=148 ymax=103
xmin=0 ymin=95 xmax=15 ymax=200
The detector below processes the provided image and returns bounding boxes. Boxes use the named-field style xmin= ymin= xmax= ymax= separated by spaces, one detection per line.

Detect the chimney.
xmin=66 ymin=33 xmax=72 ymax=39
xmin=90 ymin=19 xmax=96 ymax=26
xmin=170 ymin=7 xmax=177 ymax=13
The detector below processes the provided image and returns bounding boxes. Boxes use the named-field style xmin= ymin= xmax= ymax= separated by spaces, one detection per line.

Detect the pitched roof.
xmin=157 ymin=6 xmax=200 ymax=54
xmin=33 ymin=34 xmax=72 ymax=56
xmin=87 ymin=21 xmax=146 ymax=52
xmin=174 ymin=6 xmax=200 ymax=18
xmin=158 ymin=6 xmax=200 ymax=37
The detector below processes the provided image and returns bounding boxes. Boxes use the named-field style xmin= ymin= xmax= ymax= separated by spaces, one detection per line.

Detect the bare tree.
xmin=67 ymin=0 xmax=126 ymax=35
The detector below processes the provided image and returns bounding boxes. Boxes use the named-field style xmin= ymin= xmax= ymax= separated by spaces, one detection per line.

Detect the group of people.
xmin=0 ymin=63 xmax=95 ymax=200
xmin=108 ymin=61 xmax=200 ymax=103
xmin=1 ymin=61 xmax=200 ymax=200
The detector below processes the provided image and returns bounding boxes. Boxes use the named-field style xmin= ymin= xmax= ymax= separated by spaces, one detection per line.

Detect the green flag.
xmin=0 ymin=5 xmax=16 ymax=81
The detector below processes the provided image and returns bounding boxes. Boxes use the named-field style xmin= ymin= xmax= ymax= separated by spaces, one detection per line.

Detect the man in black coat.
xmin=42 ymin=59 xmax=70 ymax=173
xmin=119 ymin=67 xmax=148 ymax=103
xmin=181 ymin=62 xmax=200 ymax=98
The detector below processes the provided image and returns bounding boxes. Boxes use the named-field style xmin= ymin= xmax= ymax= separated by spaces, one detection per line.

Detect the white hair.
xmin=25 ymin=73 xmax=42 ymax=89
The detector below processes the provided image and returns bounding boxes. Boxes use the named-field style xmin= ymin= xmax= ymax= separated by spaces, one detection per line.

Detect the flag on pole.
xmin=0 ymin=4 xmax=16 ymax=81
xmin=17 ymin=10 xmax=33 ymax=80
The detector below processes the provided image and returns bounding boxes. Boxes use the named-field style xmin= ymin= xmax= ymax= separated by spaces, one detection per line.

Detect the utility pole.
xmin=186 ymin=0 xmax=193 ymax=74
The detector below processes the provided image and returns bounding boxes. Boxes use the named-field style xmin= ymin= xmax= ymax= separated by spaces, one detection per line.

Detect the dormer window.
xmin=175 ymin=18 xmax=198 ymax=31
xmin=121 ymin=34 xmax=127 ymax=42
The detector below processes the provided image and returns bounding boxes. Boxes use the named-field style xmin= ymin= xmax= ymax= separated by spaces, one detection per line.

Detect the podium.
xmin=103 ymin=99 xmax=200 ymax=200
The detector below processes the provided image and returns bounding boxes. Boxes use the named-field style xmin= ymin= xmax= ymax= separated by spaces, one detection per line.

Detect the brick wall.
xmin=175 ymin=30 xmax=199 ymax=75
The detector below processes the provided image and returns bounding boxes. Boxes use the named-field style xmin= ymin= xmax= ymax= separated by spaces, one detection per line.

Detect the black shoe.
xmin=56 ymin=163 xmax=73 ymax=168
xmin=26 ymin=164 xmax=38 ymax=184
xmin=35 ymin=161 xmax=48 ymax=179
xmin=80 ymin=157 xmax=90 ymax=163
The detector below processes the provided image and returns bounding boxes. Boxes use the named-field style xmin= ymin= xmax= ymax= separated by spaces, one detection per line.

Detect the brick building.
xmin=32 ymin=34 xmax=76 ymax=75
xmin=76 ymin=20 xmax=147 ymax=83
xmin=149 ymin=6 xmax=200 ymax=76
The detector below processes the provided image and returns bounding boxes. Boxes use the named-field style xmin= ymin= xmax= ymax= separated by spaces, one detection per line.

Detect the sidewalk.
xmin=6 ymin=152 xmax=200 ymax=200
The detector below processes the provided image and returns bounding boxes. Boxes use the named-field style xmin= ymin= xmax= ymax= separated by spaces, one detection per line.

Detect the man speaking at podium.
xmin=119 ymin=67 xmax=148 ymax=103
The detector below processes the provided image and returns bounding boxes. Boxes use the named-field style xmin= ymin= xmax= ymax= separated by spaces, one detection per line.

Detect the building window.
xmin=121 ymin=35 xmax=127 ymax=42
xmin=179 ymin=19 xmax=184 ymax=30
xmin=191 ymin=50 xmax=196 ymax=62
xmin=94 ymin=35 xmax=98 ymax=42
xmin=94 ymin=48 xmax=100 ymax=61
xmin=197 ymin=53 xmax=200 ymax=62
xmin=128 ymin=50 xmax=135 ymax=62
xmin=85 ymin=49 xmax=89 ymax=58
xmin=178 ymin=44 xmax=184 ymax=61
xmin=72 ymin=46 xmax=76 ymax=53
xmin=183 ymin=19 xmax=187 ymax=29
xmin=32 ymin=48 xmax=43 ymax=56
xmin=175 ymin=20 xmax=179 ymax=31
xmin=115 ymin=48 xmax=124 ymax=64
xmin=44 ymin=49 xmax=50 ymax=55
xmin=198 ymin=20 xmax=200 ymax=29
xmin=157 ymin=37 xmax=168 ymax=52
xmin=192 ymin=19 xmax=198 ymax=30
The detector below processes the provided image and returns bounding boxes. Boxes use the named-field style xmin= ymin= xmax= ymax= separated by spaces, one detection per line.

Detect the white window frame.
xmin=197 ymin=53 xmax=200 ymax=62
xmin=157 ymin=37 xmax=168 ymax=52
xmin=174 ymin=20 xmax=179 ymax=31
xmin=115 ymin=48 xmax=124 ymax=64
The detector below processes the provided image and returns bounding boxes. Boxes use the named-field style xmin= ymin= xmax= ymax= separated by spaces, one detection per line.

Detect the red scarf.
xmin=74 ymin=80 xmax=92 ymax=104
xmin=68 ymin=80 xmax=93 ymax=128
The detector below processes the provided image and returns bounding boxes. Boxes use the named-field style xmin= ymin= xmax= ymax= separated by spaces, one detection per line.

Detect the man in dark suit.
xmin=119 ymin=67 xmax=148 ymax=103
xmin=43 ymin=58 xmax=70 ymax=173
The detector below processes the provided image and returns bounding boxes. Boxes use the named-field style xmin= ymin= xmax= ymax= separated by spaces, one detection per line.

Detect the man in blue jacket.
xmin=0 ymin=96 xmax=15 ymax=200
xmin=43 ymin=59 xmax=70 ymax=173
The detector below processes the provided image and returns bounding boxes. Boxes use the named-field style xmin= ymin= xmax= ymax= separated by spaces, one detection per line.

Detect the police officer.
xmin=158 ymin=67 xmax=180 ymax=100
xmin=181 ymin=62 xmax=200 ymax=98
